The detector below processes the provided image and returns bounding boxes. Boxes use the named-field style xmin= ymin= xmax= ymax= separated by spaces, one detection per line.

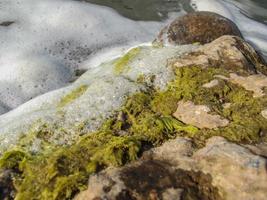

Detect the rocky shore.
xmin=0 ymin=12 xmax=267 ymax=200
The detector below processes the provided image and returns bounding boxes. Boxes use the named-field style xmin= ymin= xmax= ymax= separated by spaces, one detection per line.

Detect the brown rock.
xmin=171 ymin=35 xmax=267 ymax=75
xmin=166 ymin=11 xmax=242 ymax=45
xmin=75 ymin=137 xmax=267 ymax=200
xmin=173 ymin=101 xmax=229 ymax=129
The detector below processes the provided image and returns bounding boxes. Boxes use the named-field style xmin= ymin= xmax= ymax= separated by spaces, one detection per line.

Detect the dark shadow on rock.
xmin=118 ymin=159 xmax=222 ymax=200
xmin=0 ymin=170 xmax=15 ymax=200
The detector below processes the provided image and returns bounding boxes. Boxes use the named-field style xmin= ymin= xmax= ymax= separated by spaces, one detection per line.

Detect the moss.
xmin=0 ymin=150 xmax=28 ymax=170
xmin=1 ymin=66 xmax=266 ymax=199
xmin=113 ymin=47 xmax=141 ymax=75
xmin=58 ymin=85 xmax=88 ymax=108
xmin=1 ymin=132 xmax=142 ymax=200
xmin=152 ymin=66 xmax=267 ymax=144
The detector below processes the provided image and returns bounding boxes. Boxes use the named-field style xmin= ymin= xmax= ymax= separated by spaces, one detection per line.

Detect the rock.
xmin=262 ymin=109 xmax=267 ymax=119
xmin=172 ymin=35 xmax=267 ymax=75
xmin=157 ymin=11 xmax=242 ymax=45
xmin=0 ymin=170 xmax=15 ymax=200
xmin=202 ymin=79 xmax=219 ymax=88
xmin=75 ymin=137 xmax=267 ymax=200
xmin=214 ymin=73 xmax=267 ymax=97
xmin=228 ymin=73 xmax=267 ymax=98
xmin=173 ymin=101 xmax=229 ymax=129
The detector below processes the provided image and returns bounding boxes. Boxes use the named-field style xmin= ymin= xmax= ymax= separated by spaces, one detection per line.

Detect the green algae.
xmin=58 ymin=85 xmax=88 ymax=108
xmin=113 ymin=47 xmax=141 ymax=75
xmin=1 ymin=65 xmax=267 ymax=199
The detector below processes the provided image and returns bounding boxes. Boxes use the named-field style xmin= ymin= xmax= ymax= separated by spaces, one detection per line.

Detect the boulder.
xmin=75 ymin=137 xmax=267 ymax=200
xmin=157 ymin=11 xmax=242 ymax=45
xmin=172 ymin=35 xmax=267 ymax=75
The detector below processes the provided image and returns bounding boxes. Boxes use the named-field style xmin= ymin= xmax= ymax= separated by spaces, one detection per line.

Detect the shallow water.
xmin=82 ymin=0 xmax=267 ymax=23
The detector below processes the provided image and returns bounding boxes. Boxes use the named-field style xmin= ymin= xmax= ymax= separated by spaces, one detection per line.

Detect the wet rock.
xmin=172 ymin=35 xmax=266 ymax=74
xmin=157 ymin=11 xmax=242 ymax=45
xmin=173 ymin=101 xmax=229 ymax=129
xmin=75 ymin=137 xmax=267 ymax=200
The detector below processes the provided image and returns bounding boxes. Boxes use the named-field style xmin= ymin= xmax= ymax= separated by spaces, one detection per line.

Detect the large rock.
xmin=172 ymin=35 xmax=267 ymax=75
xmin=157 ymin=11 xmax=242 ymax=45
xmin=75 ymin=137 xmax=267 ymax=200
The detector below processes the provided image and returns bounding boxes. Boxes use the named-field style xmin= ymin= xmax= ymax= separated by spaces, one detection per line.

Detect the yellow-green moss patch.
xmin=113 ymin=47 xmax=141 ymax=75
xmin=58 ymin=85 xmax=88 ymax=108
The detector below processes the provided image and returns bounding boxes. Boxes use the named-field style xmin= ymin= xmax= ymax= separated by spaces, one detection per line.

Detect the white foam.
xmin=0 ymin=0 xmax=182 ymax=114
xmin=191 ymin=0 xmax=267 ymax=60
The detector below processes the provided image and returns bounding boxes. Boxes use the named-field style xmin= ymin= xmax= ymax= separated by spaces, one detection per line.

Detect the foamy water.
xmin=0 ymin=0 xmax=266 ymax=115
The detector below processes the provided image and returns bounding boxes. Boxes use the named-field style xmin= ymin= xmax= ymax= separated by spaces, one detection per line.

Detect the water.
xmin=80 ymin=0 xmax=267 ymax=24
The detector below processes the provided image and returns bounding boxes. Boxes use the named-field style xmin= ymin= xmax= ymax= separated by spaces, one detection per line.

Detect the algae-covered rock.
xmin=0 ymin=45 xmax=196 ymax=154
xmin=0 ymin=34 xmax=267 ymax=199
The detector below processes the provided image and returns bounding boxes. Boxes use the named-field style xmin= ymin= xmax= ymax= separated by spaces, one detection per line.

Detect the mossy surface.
xmin=113 ymin=47 xmax=140 ymax=75
xmin=152 ymin=66 xmax=267 ymax=144
xmin=58 ymin=85 xmax=88 ymax=108
xmin=0 ymin=66 xmax=266 ymax=199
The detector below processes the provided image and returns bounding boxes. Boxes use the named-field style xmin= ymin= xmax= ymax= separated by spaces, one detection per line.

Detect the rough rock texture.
xmin=173 ymin=101 xmax=229 ymax=129
xmin=172 ymin=35 xmax=266 ymax=74
xmin=157 ymin=11 xmax=242 ymax=45
xmin=75 ymin=137 xmax=267 ymax=200
xmin=214 ymin=73 xmax=267 ymax=97
xmin=228 ymin=73 xmax=267 ymax=97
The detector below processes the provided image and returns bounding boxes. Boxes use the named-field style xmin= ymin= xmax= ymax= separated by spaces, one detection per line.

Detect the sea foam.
xmin=0 ymin=0 xmax=183 ymax=114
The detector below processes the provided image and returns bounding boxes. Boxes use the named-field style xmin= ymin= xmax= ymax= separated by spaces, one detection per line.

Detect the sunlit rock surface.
xmin=173 ymin=101 xmax=229 ymax=129
xmin=75 ymin=137 xmax=267 ymax=200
